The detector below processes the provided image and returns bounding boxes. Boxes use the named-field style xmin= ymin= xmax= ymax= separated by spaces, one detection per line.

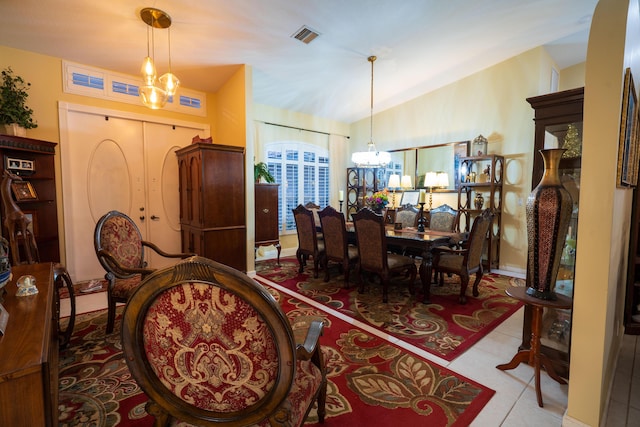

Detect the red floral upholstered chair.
xmin=94 ymin=210 xmax=193 ymax=334
xmin=122 ymin=256 xmax=327 ymax=427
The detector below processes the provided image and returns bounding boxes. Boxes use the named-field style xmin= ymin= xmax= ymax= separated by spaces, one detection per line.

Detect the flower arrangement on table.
xmin=365 ymin=190 xmax=389 ymax=212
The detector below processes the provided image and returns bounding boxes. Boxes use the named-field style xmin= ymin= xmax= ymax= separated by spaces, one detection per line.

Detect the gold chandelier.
xmin=351 ymin=56 xmax=390 ymax=168
xmin=139 ymin=7 xmax=180 ymax=109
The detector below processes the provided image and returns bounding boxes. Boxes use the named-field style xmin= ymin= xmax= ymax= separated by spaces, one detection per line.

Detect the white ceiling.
xmin=0 ymin=0 xmax=598 ymax=123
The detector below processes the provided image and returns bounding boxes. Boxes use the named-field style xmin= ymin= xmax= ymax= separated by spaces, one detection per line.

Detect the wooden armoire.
xmin=255 ymin=183 xmax=280 ymax=263
xmin=177 ymin=143 xmax=246 ymax=271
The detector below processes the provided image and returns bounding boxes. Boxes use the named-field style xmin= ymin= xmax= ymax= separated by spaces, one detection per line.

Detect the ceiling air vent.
xmin=291 ymin=25 xmax=320 ymax=44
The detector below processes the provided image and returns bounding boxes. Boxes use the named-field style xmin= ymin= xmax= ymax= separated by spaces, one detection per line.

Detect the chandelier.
xmin=351 ymin=56 xmax=390 ymax=168
xmin=139 ymin=7 xmax=180 ymax=109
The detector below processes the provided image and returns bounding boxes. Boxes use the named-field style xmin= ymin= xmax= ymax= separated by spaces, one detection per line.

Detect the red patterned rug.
xmin=58 ymin=285 xmax=495 ymax=426
xmin=256 ymin=257 xmax=524 ymax=361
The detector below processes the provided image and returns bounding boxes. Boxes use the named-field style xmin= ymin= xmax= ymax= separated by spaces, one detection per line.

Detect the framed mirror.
xmin=389 ymin=140 xmax=469 ymax=192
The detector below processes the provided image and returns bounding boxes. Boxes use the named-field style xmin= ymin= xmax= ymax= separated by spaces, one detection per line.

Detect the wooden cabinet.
xmin=625 ymin=182 xmax=640 ymax=334
xmin=0 ymin=263 xmax=57 ymax=426
xmin=523 ymin=87 xmax=583 ymax=377
xmin=0 ymin=135 xmax=59 ymax=263
xmin=177 ymin=143 xmax=246 ymax=272
xmin=457 ymin=154 xmax=503 ymax=271
xmin=346 ymin=167 xmax=385 ymax=219
xmin=255 ymin=183 xmax=281 ymax=263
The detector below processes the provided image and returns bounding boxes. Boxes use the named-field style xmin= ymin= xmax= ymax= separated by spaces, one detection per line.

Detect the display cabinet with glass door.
xmin=525 ymin=87 xmax=583 ymax=378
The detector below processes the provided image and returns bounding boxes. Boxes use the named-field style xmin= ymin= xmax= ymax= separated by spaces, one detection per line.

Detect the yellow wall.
xmin=214 ymin=65 xmax=247 ymax=147
xmin=567 ymin=0 xmax=638 ymax=424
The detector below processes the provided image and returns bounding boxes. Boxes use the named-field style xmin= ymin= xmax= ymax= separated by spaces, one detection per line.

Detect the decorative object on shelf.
xmin=472 ymin=134 xmax=488 ymax=156
xmin=16 ymin=274 xmax=38 ymax=297
xmin=5 ymin=156 xmax=34 ymax=173
xmin=0 ymin=67 xmax=38 ymax=133
xmin=526 ymin=148 xmax=573 ymax=300
xmin=351 ymin=56 xmax=390 ymax=168
xmin=474 ymin=192 xmax=484 ymax=210
xmin=139 ymin=7 xmax=180 ymax=109
xmin=254 ymin=161 xmax=275 ymax=183
xmin=562 ymin=123 xmax=581 ymax=158
xmin=365 ymin=190 xmax=389 ymax=214
xmin=11 ymin=180 xmax=37 ymax=201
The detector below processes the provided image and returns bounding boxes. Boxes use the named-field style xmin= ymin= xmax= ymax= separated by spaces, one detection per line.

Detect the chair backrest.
xmin=318 ymin=205 xmax=348 ymax=260
xmin=94 ymin=210 xmax=144 ymax=276
xmin=292 ymin=204 xmax=319 ymax=253
xmin=395 ymin=204 xmax=419 ymax=228
xmin=304 ymin=202 xmax=321 ymax=228
xmin=465 ymin=209 xmax=494 ymax=267
xmin=352 ymin=207 xmax=388 ymax=272
xmin=121 ymin=256 xmax=297 ymax=426
xmin=428 ymin=203 xmax=460 ymax=232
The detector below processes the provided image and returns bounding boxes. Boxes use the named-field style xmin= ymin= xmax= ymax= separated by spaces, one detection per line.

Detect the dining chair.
xmin=292 ymin=204 xmax=325 ymax=278
xmin=352 ymin=207 xmax=417 ymax=303
xmin=121 ymin=256 xmax=327 ymax=426
xmin=428 ymin=203 xmax=460 ymax=232
xmin=394 ymin=204 xmax=420 ymax=228
xmin=318 ymin=205 xmax=359 ymax=287
xmin=94 ymin=210 xmax=194 ymax=334
xmin=431 ymin=208 xmax=494 ymax=304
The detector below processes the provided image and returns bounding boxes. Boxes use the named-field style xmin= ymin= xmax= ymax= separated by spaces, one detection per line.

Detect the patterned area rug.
xmin=256 ymin=257 xmax=524 ymax=361
xmin=58 ymin=285 xmax=495 ymax=426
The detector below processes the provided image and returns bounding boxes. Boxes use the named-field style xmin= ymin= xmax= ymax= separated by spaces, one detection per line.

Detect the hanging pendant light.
xmin=139 ymin=7 xmax=180 ymax=109
xmin=351 ymin=55 xmax=391 ymax=168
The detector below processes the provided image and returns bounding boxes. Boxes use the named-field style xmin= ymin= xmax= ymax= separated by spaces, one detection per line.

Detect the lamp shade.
xmin=424 ymin=171 xmax=438 ymax=188
xmin=436 ymin=172 xmax=450 ymax=188
xmin=388 ymin=174 xmax=400 ymax=189
xmin=401 ymin=175 xmax=412 ymax=189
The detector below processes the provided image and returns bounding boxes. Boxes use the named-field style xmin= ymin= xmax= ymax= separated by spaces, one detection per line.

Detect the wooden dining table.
xmin=346 ymin=223 xmax=461 ymax=303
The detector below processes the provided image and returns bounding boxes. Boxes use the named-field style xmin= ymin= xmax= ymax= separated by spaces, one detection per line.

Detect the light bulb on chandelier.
xmin=139 ymin=7 xmax=180 ymax=109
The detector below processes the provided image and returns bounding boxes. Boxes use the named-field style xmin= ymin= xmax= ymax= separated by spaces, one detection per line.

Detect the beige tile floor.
xmin=59 ymin=271 xmax=638 ymax=426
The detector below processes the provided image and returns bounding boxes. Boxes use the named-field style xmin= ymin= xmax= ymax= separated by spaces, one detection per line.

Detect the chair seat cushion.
xmin=437 ymin=253 xmax=465 ymax=271
xmin=347 ymin=244 xmax=359 ymax=260
xmin=111 ymin=275 xmax=142 ymax=300
xmin=387 ymin=253 xmax=415 ymax=270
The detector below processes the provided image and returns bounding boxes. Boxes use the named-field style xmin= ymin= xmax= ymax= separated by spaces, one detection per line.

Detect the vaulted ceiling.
xmin=0 ymin=0 xmax=598 ymax=123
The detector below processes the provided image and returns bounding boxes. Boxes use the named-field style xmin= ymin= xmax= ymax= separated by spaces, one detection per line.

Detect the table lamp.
xmin=388 ymin=174 xmax=400 ymax=208
xmin=424 ymin=172 xmax=438 ymax=211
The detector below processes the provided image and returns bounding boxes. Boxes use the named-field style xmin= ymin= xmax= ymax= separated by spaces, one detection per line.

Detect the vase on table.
xmin=526 ymin=148 xmax=573 ymax=300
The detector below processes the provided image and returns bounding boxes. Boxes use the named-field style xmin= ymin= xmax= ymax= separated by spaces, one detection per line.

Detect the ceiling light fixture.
xmin=351 ymin=56 xmax=390 ymax=168
xmin=139 ymin=7 xmax=180 ymax=109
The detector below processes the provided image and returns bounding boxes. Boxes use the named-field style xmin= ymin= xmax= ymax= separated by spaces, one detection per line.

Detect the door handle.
xmin=150 ymin=215 xmax=160 ymax=221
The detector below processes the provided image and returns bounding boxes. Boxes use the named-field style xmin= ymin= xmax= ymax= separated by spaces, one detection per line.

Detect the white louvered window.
xmin=266 ymin=142 xmax=330 ymax=233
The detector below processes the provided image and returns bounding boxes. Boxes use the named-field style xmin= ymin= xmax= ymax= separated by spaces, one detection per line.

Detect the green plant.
xmin=0 ymin=67 xmax=37 ymax=129
xmin=254 ymin=162 xmax=275 ymax=183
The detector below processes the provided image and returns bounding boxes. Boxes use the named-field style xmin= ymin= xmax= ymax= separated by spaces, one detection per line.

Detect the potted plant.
xmin=254 ymin=162 xmax=275 ymax=183
xmin=0 ymin=67 xmax=38 ymax=136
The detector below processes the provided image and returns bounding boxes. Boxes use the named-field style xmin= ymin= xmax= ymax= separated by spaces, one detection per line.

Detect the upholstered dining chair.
xmin=292 ymin=204 xmax=325 ymax=278
xmin=394 ymin=204 xmax=420 ymax=228
xmin=428 ymin=203 xmax=460 ymax=232
xmin=121 ymin=256 xmax=327 ymax=427
xmin=318 ymin=205 xmax=359 ymax=287
xmin=431 ymin=208 xmax=494 ymax=304
xmin=93 ymin=210 xmax=194 ymax=334
xmin=352 ymin=207 xmax=417 ymax=303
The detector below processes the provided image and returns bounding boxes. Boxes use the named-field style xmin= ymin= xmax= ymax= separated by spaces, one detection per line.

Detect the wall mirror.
xmin=389 ymin=140 xmax=469 ymax=192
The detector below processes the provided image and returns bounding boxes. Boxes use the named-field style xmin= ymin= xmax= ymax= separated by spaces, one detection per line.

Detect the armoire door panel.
xmin=201 ymin=149 xmax=246 ymax=227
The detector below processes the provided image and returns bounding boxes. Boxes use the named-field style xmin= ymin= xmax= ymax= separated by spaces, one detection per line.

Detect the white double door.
xmin=59 ymin=103 xmax=208 ymax=281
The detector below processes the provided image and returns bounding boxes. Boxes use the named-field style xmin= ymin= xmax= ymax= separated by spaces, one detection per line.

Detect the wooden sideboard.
xmin=0 ymin=263 xmax=57 ymax=426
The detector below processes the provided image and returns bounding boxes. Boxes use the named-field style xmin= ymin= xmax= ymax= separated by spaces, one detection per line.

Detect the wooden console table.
xmin=496 ymin=286 xmax=572 ymax=407
xmin=0 ymin=263 xmax=57 ymax=426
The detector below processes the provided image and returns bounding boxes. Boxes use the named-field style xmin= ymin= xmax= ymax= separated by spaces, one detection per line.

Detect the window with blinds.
xmin=266 ymin=142 xmax=330 ymax=233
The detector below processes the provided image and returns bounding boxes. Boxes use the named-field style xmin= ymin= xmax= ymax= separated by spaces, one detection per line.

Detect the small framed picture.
xmin=11 ymin=181 xmax=38 ymax=201
xmin=23 ymin=211 xmax=38 ymax=237
xmin=5 ymin=156 xmax=34 ymax=172
xmin=400 ymin=190 xmax=420 ymax=206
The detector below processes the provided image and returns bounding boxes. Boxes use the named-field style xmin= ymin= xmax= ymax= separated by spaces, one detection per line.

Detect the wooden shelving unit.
xmin=457 ymin=154 xmax=503 ymax=271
